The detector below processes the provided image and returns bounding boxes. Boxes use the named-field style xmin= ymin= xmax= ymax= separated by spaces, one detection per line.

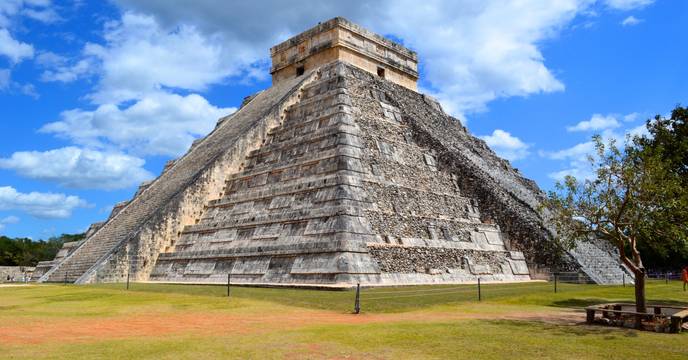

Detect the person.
xmin=682 ymin=266 xmax=688 ymax=291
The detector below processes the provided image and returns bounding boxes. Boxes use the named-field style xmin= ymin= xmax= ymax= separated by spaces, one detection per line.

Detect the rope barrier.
xmin=362 ymin=282 xmax=555 ymax=295
xmin=360 ymin=285 xmax=471 ymax=295
xmin=363 ymin=289 xmax=477 ymax=301
xmin=362 ymin=283 xmax=554 ymax=297
xmin=360 ymin=283 xmax=556 ymax=301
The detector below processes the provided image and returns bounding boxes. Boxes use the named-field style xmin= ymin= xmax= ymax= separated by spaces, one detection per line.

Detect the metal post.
xmin=64 ymin=271 xmax=68 ymax=286
xmin=126 ymin=267 xmax=130 ymax=290
xmin=554 ymin=273 xmax=558 ymax=293
xmin=478 ymin=278 xmax=482 ymax=301
xmin=354 ymin=283 xmax=361 ymax=314
xmin=623 ymin=273 xmax=625 ymax=287
xmin=227 ymin=272 xmax=231 ymax=297
xmin=665 ymin=271 xmax=668 ymax=285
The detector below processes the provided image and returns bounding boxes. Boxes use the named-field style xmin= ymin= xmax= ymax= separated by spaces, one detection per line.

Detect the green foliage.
xmin=544 ymin=107 xmax=688 ymax=266
xmin=634 ymin=106 xmax=688 ymax=268
xmin=542 ymin=105 xmax=688 ymax=312
xmin=0 ymin=233 xmax=85 ymax=266
xmin=638 ymin=106 xmax=688 ymax=179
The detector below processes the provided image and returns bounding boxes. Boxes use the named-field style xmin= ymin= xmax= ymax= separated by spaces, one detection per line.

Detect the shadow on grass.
xmin=645 ymin=299 xmax=688 ymax=307
xmin=486 ymin=319 xmax=640 ymax=339
xmin=550 ymin=298 xmax=617 ymax=308
xmin=551 ymin=298 xmax=688 ymax=309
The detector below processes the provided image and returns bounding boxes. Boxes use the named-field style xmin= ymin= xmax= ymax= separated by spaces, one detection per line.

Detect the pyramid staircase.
xmin=37 ymin=61 xmax=627 ymax=286
xmin=151 ymin=68 xmax=382 ymax=283
xmin=148 ymin=63 xmax=531 ymax=286
xmin=39 ymin=72 xmax=312 ymax=283
xmin=569 ymin=240 xmax=634 ymax=285
xmin=41 ymin=212 xmax=141 ymax=283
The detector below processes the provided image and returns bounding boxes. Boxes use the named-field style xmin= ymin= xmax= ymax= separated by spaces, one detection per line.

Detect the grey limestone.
xmin=36 ymin=18 xmax=627 ymax=287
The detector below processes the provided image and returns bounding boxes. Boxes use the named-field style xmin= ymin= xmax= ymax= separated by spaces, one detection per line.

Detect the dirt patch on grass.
xmin=0 ymin=308 xmax=582 ymax=346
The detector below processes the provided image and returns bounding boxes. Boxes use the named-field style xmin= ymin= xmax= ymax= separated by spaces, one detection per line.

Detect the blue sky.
xmin=0 ymin=0 xmax=685 ymax=239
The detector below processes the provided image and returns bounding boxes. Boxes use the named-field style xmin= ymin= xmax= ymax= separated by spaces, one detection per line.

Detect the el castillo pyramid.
xmin=34 ymin=18 xmax=630 ymax=287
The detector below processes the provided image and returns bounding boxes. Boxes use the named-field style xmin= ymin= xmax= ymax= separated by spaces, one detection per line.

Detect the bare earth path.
xmin=1 ymin=307 xmax=582 ymax=346
xmin=2 ymin=282 xmax=687 ymax=359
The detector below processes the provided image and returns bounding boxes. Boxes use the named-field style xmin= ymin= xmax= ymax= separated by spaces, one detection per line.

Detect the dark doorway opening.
xmin=377 ymin=67 xmax=385 ymax=78
xmin=296 ymin=65 xmax=305 ymax=76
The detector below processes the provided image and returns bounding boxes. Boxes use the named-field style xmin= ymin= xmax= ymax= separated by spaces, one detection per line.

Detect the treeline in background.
xmin=0 ymin=234 xmax=85 ymax=266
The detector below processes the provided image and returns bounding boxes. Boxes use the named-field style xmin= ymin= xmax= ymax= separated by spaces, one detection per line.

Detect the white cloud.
xmin=566 ymin=113 xmax=620 ymax=132
xmin=109 ymin=1 xmax=596 ymax=116
xmin=604 ymin=0 xmax=654 ymax=10
xmin=541 ymin=140 xmax=596 ymax=181
xmin=35 ymin=51 xmax=65 ymax=66
xmin=621 ymin=15 xmax=642 ymax=26
xmin=548 ymin=167 xmax=594 ymax=182
xmin=36 ymin=51 xmax=95 ymax=82
xmin=0 ymin=1 xmax=24 ymax=27
xmin=0 ymin=0 xmax=55 ymax=63
xmin=0 ymin=186 xmax=89 ymax=219
xmin=543 ymin=113 xmax=651 ymax=181
xmin=541 ymin=140 xmax=595 ymax=160
xmin=622 ymin=112 xmax=640 ymax=122
xmin=43 ymin=12 xmax=249 ymax=104
xmin=94 ymin=13 xmax=238 ymax=103
xmin=1 ymin=215 xmax=19 ymax=224
xmin=9 ymin=8 xmax=235 ymax=191
xmin=19 ymin=1 xmax=657 ymax=192
xmin=0 ymin=215 xmax=20 ymax=231
xmin=480 ymin=129 xmax=531 ymax=161
xmin=0 ymin=67 xmax=38 ymax=97
xmin=379 ymin=1 xmax=581 ymax=116
xmin=0 ymin=0 xmax=57 ymax=27
xmin=23 ymin=0 xmax=620 ymax=193
xmin=0 ymin=0 xmax=56 ymax=97
xmin=0 ymin=147 xmax=154 ymax=190
xmin=0 ymin=28 xmax=34 ymax=63
xmin=41 ymin=92 xmax=236 ymax=157
xmin=21 ymin=6 xmax=59 ymax=23
xmin=40 ymin=57 xmax=94 ymax=82
xmin=626 ymin=123 xmax=649 ymax=138
xmin=18 ymin=82 xmax=37 ymax=98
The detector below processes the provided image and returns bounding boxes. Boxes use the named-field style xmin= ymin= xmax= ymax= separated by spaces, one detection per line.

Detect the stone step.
xmin=249 ymin=122 xmax=358 ymax=161
xmin=569 ymin=240 xmax=630 ymax=285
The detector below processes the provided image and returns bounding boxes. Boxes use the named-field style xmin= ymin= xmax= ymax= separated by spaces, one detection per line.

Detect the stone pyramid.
xmin=38 ymin=17 xmax=629 ymax=286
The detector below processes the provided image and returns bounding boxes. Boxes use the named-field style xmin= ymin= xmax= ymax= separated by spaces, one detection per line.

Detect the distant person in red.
xmin=682 ymin=266 xmax=688 ymax=291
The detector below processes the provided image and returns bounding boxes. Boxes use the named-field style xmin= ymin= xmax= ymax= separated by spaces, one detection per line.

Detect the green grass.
xmin=1 ymin=280 xmax=686 ymax=359
xmin=96 ymin=279 xmax=688 ymax=313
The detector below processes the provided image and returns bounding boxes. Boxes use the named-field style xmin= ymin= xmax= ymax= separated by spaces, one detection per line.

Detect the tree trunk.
xmin=634 ymin=269 xmax=646 ymax=312
xmin=634 ymin=268 xmax=646 ymax=329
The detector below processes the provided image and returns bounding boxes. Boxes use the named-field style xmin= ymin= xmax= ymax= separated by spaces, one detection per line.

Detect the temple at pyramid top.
xmin=270 ymin=17 xmax=419 ymax=91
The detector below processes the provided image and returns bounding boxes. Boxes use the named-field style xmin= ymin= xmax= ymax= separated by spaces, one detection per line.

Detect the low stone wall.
xmin=0 ymin=266 xmax=34 ymax=282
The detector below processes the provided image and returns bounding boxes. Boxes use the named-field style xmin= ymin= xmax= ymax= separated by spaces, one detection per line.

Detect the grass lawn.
xmin=1 ymin=280 xmax=686 ymax=359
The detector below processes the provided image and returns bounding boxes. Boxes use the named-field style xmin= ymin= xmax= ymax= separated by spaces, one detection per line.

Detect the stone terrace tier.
xmin=40 ymin=71 xmax=313 ymax=284
xmin=36 ymin=17 xmax=628 ymax=286
xmin=150 ymin=62 xmax=531 ymax=286
xmin=39 ymin=62 xmax=626 ymax=286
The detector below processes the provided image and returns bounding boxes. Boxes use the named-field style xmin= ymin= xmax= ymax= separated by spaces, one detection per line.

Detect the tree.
xmin=0 ymin=233 xmax=85 ymax=266
xmin=633 ymin=106 xmax=688 ymax=269
xmin=638 ymin=106 xmax=688 ymax=179
xmin=543 ymin=126 xmax=687 ymax=319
